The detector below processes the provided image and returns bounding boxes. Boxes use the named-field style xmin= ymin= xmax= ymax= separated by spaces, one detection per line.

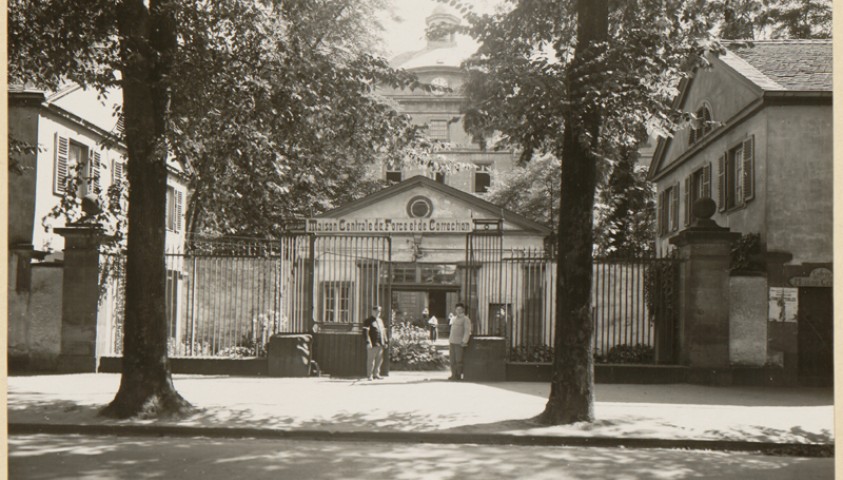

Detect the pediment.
xmin=316 ymin=175 xmax=550 ymax=235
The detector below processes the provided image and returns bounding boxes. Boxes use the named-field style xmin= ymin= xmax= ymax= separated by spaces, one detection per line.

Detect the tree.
xmin=9 ymin=0 xmax=438 ymax=418
xmin=9 ymin=0 xmax=430 ymax=418
xmin=761 ymin=0 xmax=831 ymax=38
xmin=455 ymin=0 xmax=714 ymax=424
xmin=486 ymin=154 xmax=561 ymax=234
xmin=593 ymin=145 xmax=656 ymax=257
xmin=171 ymin=0 xmax=431 ymax=240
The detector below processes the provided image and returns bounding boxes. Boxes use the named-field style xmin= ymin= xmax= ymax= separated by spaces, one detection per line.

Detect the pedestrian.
xmin=362 ymin=305 xmax=387 ymax=380
xmin=425 ymin=308 xmax=439 ymax=341
xmin=448 ymin=303 xmax=471 ymax=381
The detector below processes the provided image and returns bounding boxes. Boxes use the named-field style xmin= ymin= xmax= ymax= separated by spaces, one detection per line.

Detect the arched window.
xmin=689 ymin=105 xmax=713 ymax=145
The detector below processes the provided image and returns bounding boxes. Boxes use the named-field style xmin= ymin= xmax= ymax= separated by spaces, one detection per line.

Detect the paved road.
xmin=9 ymin=434 xmax=833 ymax=480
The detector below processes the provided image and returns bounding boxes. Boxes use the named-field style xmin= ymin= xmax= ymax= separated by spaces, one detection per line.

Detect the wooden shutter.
xmin=54 ymin=134 xmax=69 ymax=194
xmin=112 ymin=159 xmax=124 ymax=184
xmin=670 ymin=185 xmax=679 ymax=232
xmin=175 ymin=189 xmax=184 ymax=233
xmin=742 ymin=136 xmax=754 ymax=201
xmin=702 ymin=107 xmax=712 ymax=135
xmin=718 ymin=153 xmax=726 ymax=212
xmin=91 ymin=151 xmax=102 ymax=194
xmin=683 ymin=176 xmax=691 ymax=226
xmin=702 ymin=162 xmax=712 ymax=198
xmin=657 ymin=190 xmax=665 ymax=235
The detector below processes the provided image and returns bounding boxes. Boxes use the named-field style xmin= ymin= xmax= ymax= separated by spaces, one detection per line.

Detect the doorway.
xmin=797 ymin=287 xmax=833 ymax=387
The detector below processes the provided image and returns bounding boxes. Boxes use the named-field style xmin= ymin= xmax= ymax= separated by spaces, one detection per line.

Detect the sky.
xmin=376 ymin=0 xmax=505 ymax=58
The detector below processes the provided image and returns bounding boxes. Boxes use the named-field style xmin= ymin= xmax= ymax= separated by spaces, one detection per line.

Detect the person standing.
xmin=448 ymin=303 xmax=471 ymax=381
xmin=362 ymin=305 xmax=386 ymax=380
xmin=427 ymin=312 xmax=439 ymax=342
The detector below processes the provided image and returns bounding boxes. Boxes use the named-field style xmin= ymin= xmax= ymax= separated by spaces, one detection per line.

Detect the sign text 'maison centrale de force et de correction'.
xmin=306 ymin=218 xmax=473 ymax=234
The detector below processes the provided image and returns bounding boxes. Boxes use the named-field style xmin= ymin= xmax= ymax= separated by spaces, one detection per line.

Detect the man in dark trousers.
xmin=362 ymin=305 xmax=387 ymax=380
xmin=448 ymin=303 xmax=471 ymax=381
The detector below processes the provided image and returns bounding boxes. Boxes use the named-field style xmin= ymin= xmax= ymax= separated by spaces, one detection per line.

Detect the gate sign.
xmin=789 ymin=268 xmax=833 ymax=287
xmin=306 ymin=218 xmax=473 ymax=234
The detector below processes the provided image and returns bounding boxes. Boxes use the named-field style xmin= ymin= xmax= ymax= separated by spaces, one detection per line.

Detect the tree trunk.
xmin=101 ymin=0 xmax=191 ymax=419
xmin=538 ymin=0 xmax=608 ymax=425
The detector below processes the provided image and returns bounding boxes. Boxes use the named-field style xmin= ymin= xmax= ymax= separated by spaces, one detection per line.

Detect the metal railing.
xmin=100 ymin=250 xmax=286 ymax=358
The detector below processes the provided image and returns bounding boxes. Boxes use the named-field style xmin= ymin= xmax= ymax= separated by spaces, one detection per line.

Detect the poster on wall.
xmin=768 ymin=287 xmax=798 ymax=323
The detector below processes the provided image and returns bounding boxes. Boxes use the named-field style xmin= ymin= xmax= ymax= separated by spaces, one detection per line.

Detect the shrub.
xmin=595 ymin=344 xmax=655 ymax=364
xmin=509 ymin=345 xmax=554 ymax=363
xmin=389 ymin=323 xmax=447 ymax=371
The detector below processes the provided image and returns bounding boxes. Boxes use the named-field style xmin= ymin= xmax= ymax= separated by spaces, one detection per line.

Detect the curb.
xmin=9 ymin=423 xmax=834 ymax=458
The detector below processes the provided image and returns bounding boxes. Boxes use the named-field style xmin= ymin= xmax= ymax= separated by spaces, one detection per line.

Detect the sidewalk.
xmin=7 ymin=371 xmax=834 ymax=454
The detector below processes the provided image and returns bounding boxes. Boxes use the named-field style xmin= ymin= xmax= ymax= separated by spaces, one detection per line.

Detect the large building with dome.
xmin=375 ymin=6 xmax=518 ymax=196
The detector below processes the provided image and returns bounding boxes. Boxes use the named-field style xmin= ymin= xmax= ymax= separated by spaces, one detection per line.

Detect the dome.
xmin=391 ymin=7 xmax=475 ymax=70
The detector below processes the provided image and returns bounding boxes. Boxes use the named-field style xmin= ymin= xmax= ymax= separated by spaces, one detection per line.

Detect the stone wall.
xmin=7 ymin=251 xmax=64 ymax=371
xmin=728 ymin=274 xmax=767 ymax=366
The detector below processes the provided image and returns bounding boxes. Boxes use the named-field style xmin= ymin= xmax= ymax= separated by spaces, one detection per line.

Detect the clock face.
xmin=431 ymin=77 xmax=448 ymax=95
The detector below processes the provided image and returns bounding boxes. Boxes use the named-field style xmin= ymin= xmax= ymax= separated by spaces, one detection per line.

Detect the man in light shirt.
xmin=362 ymin=306 xmax=387 ymax=380
xmin=448 ymin=303 xmax=471 ymax=381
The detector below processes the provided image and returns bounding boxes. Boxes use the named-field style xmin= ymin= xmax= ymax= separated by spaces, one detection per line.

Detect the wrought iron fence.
xmin=99 ymin=244 xmax=679 ymax=364
xmin=100 ymin=249 xmax=287 ymax=358
xmin=472 ymin=249 xmax=679 ymax=364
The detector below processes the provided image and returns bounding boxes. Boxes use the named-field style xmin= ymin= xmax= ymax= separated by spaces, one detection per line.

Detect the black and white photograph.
xmin=4 ymin=0 xmax=836 ymax=478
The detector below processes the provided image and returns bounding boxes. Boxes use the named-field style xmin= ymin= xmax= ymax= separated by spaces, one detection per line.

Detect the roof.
xmin=318 ymin=175 xmax=552 ymax=235
xmin=391 ymin=43 xmax=476 ymax=69
xmin=720 ymin=39 xmax=832 ymax=91
xmin=647 ymin=39 xmax=832 ymax=181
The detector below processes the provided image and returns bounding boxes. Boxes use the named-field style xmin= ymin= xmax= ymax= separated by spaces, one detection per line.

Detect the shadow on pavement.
xmin=9 ymin=434 xmax=833 ymax=480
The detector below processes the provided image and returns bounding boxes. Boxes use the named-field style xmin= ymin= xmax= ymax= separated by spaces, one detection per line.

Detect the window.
xmin=474 ymin=164 xmax=491 ymax=193
xmin=719 ymin=136 xmax=755 ymax=212
xmin=407 ymin=196 xmax=434 ymax=218
xmin=54 ymin=135 xmax=99 ymax=196
xmin=684 ymin=163 xmax=711 ymax=226
xmin=434 ymin=171 xmax=445 ymax=184
xmin=322 ymin=282 xmax=352 ymax=323
xmin=688 ymin=106 xmax=713 ymax=145
xmin=427 ymin=120 xmax=449 ymax=141
xmin=112 ymin=158 xmax=126 ymax=185
xmin=166 ymin=186 xmax=184 ymax=232
xmin=386 ymin=169 xmax=402 ymax=184
xmin=391 ymin=264 xmax=417 ymax=283
xmin=658 ymin=184 xmax=680 ymax=236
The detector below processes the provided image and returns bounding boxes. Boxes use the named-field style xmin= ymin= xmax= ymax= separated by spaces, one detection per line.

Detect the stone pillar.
xmin=669 ymin=199 xmax=739 ymax=368
xmin=55 ymin=224 xmax=108 ymax=373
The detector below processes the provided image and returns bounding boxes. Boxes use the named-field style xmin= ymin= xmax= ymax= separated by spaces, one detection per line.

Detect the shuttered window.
xmin=112 ymin=158 xmax=125 ymax=184
xmin=719 ymin=136 xmax=755 ymax=211
xmin=689 ymin=106 xmax=713 ymax=145
xmin=166 ymin=186 xmax=184 ymax=233
xmin=54 ymin=134 xmax=69 ymax=195
xmin=89 ymin=151 xmax=102 ymax=195
xmin=685 ymin=163 xmax=712 ymax=225
xmin=658 ymin=183 xmax=680 ymax=236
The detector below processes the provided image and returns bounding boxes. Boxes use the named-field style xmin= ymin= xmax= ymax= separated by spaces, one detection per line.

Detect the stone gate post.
xmin=55 ymin=224 xmax=109 ymax=373
xmin=669 ymin=199 xmax=739 ymax=368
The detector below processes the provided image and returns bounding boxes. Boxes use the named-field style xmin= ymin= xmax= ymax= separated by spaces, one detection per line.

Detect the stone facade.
xmin=376 ymin=7 xmax=517 ymax=194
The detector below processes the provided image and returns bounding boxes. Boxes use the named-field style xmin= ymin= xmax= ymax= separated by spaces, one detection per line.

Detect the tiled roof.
xmin=722 ymin=39 xmax=832 ymax=91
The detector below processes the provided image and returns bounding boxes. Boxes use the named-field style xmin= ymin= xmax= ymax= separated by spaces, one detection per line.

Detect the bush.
xmin=509 ymin=345 xmax=554 ymax=363
xmin=389 ymin=323 xmax=447 ymax=371
xmin=595 ymin=344 xmax=655 ymax=364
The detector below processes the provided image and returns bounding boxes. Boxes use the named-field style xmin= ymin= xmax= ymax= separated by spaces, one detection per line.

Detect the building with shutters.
xmin=8 ymin=84 xmax=189 ymax=370
xmin=8 ymin=84 xmax=189 ymax=257
xmin=376 ymin=6 xmax=517 ymax=195
xmin=648 ymin=39 xmax=832 ymax=385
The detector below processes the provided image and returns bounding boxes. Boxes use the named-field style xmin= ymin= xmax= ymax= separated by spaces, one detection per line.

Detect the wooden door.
xmin=798 ymin=287 xmax=833 ymax=387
